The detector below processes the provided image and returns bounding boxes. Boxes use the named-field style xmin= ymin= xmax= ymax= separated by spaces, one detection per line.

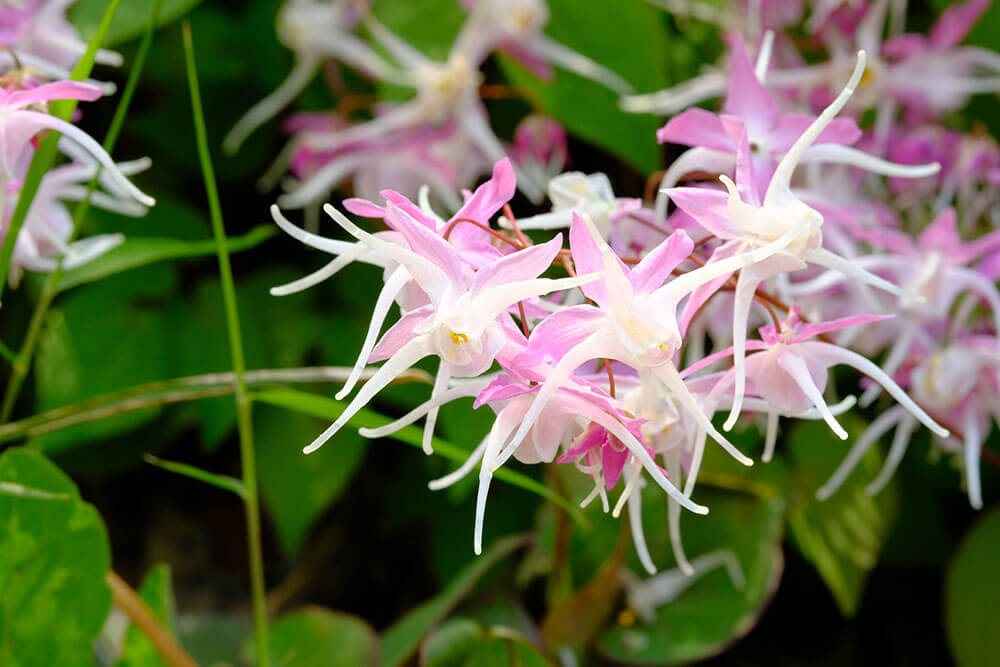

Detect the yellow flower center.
xmin=450 ymin=331 xmax=469 ymax=345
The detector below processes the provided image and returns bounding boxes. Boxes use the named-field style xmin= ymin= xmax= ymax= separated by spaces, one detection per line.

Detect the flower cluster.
xmin=0 ymin=0 xmax=153 ymax=285
xmin=269 ymin=0 xmax=999 ymax=574
xmin=227 ymin=0 xmax=611 ymax=208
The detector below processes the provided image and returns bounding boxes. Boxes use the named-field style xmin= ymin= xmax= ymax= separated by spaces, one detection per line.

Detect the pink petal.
xmin=930 ymin=0 xmax=989 ymax=49
xmin=768 ymin=115 xmax=861 ymax=153
xmin=515 ymin=305 xmax=607 ymax=368
xmin=602 ymin=439 xmax=629 ymax=489
xmin=917 ymin=207 xmax=964 ymax=258
xmin=794 ymin=313 xmax=895 ymax=342
xmin=471 ymin=235 xmax=563 ymax=293
xmin=666 ymin=186 xmax=741 ymax=239
xmin=656 ymin=108 xmax=734 ymax=151
xmin=5 ymin=81 xmax=102 ymax=110
xmin=721 ymin=35 xmax=778 ymax=134
xmin=370 ymin=306 xmax=433 ymax=361
xmin=629 ymin=230 xmax=694 ymax=295
xmin=343 ymin=197 xmax=386 ymax=218
xmin=569 ymin=213 xmax=626 ymax=304
xmin=384 ymin=202 xmax=466 ymax=288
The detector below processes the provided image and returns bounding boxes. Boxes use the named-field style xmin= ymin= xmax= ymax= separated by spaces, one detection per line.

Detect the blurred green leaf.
xmin=382 ymin=534 xmax=531 ymax=667
xmin=946 ymin=507 xmax=1000 ymax=667
xmin=143 ymin=454 xmax=247 ymax=499
xmin=117 ymin=563 xmax=178 ymax=667
xmin=33 ymin=266 xmax=176 ymax=454
xmin=786 ymin=418 xmax=900 ymax=617
xmin=372 ymin=0 xmax=466 ymax=61
xmin=69 ymin=0 xmax=205 ymax=47
xmin=499 ymin=0 xmax=668 ymax=173
xmin=242 ymin=606 xmax=379 ymax=667
xmin=253 ymin=402 xmax=367 ymax=555
xmin=253 ymin=388 xmax=590 ymax=528
xmin=422 ymin=619 xmax=553 ymax=667
xmin=0 ymin=447 xmax=112 ymax=665
xmin=595 ymin=491 xmax=785 ymax=665
xmin=169 ymin=270 xmax=329 ymax=451
xmin=57 ymin=226 xmax=276 ymax=292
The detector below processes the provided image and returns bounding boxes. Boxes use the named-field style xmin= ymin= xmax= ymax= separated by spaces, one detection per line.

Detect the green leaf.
xmin=381 ymin=534 xmax=531 ymax=667
xmin=241 ymin=607 xmax=379 ymax=667
xmin=143 ymin=454 xmax=247 ymax=498
xmin=56 ymin=226 xmax=276 ymax=292
xmin=253 ymin=388 xmax=590 ymax=528
xmin=595 ymin=491 xmax=785 ymax=665
xmin=946 ymin=507 xmax=1000 ymax=667
xmin=422 ymin=619 xmax=553 ymax=667
xmin=69 ymin=0 xmax=205 ymax=47
xmin=253 ymin=402 xmax=367 ymax=555
xmin=786 ymin=417 xmax=900 ymax=617
xmin=371 ymin=0 xmax=466 ymax=62
xmin=32 ymin=266 xmax=176 ymax=454
xmin=499 ymin=0 xmax=668 ymax=173
xmin=117 ymin=563 xmax=178 ymax=667
xmin=0 ymin=447 xmax=112 ymax=665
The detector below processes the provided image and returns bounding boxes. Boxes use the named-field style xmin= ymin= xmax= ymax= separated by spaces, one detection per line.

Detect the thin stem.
xmin=106 ymin=571 xmax=197 ymax=667
xmin=442 ymin=216 xmax=524 ymax=249
xmin=0 ymin=366 xmax=426 ymax=445
xmin=0 ymin=0 xmax=164 ymax=424
xmin=183 ymin=22 xmax=268 ymax=665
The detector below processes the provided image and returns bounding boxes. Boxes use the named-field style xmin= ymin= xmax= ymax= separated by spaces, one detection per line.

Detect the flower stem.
xmin=106 ymin=571 xmax=197 ymax=667
xmin=183 ymin=21 xmax=269 ymax=665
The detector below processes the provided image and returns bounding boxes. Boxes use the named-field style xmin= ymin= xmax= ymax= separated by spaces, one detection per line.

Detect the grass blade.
xmin=143 ymin=454 xmax=247 ymax=499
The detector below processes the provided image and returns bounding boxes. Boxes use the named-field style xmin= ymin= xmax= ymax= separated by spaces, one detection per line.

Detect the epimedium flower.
xmin=273 ymin=111 xmax=480 ymax=211
xmin=297 ymin=201 xmax=599 ymax=456
xmin=653 ymin=35 xmax=938 ymax=227
xmin=486 ymin=211 xmax=808 ymax=487
xmin=289 ymin=16 xmax=546 ymax=201
xmin=668 ymin=50 xmax=941 ymax=432
xmin=688 ymin=308 xmax=947 ymax=454
xmin=818 ymin=338 xmax=999 ymax=509
xmin=0 ymin=0 xmax=122 ymax=86
xmin=0 ymin=80 xmax=155 ymax=207
xmin=5 ymin=156 xmax=150 ymax=284
xmin=499 ymin=170 xmax=643 ymax=239
xmin=223 ymin=0 xmax=399 ymax=154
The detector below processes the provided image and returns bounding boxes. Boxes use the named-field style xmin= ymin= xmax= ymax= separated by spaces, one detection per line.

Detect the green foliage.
xmin=372 ymin=0 xmax=467 ymax=61
xmin=56 ymin=226 xmax=276 ymax=292
xmin=117 ymin=563 xmax=178 ymax=667
xmin=946 ymin=508 xmax=1000 ymax=667
xmin=0 ymin=447 xmax=112 ymax=666
xmin=382 ymin=534 xmax=531 ymax=667
xmin=786 ymin=418 xmax=900 ymax=617
xmin=242 ymin=607 xmax=379 ymax=666
xmin=253 ymin=402 xmax=367 ymax=555
xmin=33 ymin=266 xmax=177 ymax=454
xmin=422 ymin=619 xmax=553 ymax=666
xmin=254 ymin=388 xmax=590 ymax=527
xmin=595 ymin=490 xmax=785 ymax=664
xmin=69 ymin=0 xmax=206 ymax=46
xmin=499 ymin=0 xmax=669 ymax=173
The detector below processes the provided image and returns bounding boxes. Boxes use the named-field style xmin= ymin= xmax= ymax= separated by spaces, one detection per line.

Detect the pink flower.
xmin=296 ymin=200 xmax=596 ymax=456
